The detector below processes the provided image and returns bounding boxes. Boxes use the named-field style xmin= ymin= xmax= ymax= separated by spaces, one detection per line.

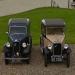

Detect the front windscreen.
xmin=9 ymin=26 xmax=27 ymax=42
xmin=9 ymin=26 xmax=27 ymax=34
xmin=46 ymin=27 xmax=64 ymax=34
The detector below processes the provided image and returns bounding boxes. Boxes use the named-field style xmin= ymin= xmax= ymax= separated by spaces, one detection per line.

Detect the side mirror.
xmin=5 ymin=32 xmax=8 ymax=34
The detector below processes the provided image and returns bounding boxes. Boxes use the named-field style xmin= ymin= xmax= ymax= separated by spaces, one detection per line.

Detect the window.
xmin=9 ymin=26 xmax=27 ymax=34
xmin=46 ymin=27 xmax=64 ymax=34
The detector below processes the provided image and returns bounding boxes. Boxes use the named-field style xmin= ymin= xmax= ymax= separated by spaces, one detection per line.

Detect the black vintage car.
xmin=4 ymin=18 xmax=32 ymax=64
xmin=40 ymin=19 xmax=71 ymax=67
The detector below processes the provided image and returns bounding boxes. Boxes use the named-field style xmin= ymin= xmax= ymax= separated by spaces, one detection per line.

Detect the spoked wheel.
xmin=66 ymin=53 xmax=70 ymax=68
xmin=44 ymin=53 xmax=48 ymax=67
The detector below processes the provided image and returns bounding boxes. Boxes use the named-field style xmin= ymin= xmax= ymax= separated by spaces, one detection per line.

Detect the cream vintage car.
xmin=40 ymin=19 xmax=71 ymax=67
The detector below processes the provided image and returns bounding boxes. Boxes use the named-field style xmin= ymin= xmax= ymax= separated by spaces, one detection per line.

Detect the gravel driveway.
xmin=0 ymin=45 xmax=75 ymax=75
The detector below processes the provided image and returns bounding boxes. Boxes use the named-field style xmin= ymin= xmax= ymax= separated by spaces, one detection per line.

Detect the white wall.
xmin=0 ymin=0 xmax=73 ymax=16
xmin=53 ymin=0 xmax=68 ymax=8
xmin=49 ymin=0 xmax=73 ymax=8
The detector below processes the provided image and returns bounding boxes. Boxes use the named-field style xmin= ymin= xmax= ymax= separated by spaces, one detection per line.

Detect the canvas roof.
xmin=8 ymin=18 xmax=30 ymax=26
xmin=42 ymin=19 xmax=65 ymax=27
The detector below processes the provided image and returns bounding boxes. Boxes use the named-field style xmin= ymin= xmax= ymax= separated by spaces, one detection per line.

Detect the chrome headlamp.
xmin=22 ymin=43 xmax=27 ymax=48
xmin=48 ymin=44 xmax=52 ymax=50
xmin=64 ymin=44 xmax=69 ymax=49
xmin=6 ymin=42 xmax=10 ymax=47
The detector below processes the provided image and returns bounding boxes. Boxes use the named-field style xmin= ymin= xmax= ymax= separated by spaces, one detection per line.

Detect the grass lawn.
xmin=0 ymin=7 xmax=75 ymax=51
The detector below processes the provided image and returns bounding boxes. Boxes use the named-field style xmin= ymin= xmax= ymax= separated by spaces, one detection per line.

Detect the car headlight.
xmin=64 ymin=44 xmax=69 ymax=49
xmin=22 ymin=43 xmax=26 ymax=48
xmin=6 ymin=42 xmax=10 ymax=47
xmin=48 ymin=45 xmax=52 ymax=50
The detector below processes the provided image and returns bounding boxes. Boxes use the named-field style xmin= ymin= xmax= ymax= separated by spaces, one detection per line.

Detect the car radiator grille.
xmin=53 ymin=43 xmax=61 ymax=55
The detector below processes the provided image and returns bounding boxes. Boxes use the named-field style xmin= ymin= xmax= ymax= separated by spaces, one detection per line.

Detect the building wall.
xmin=32 ymin=0 xmax=73 ymax=8
xmin=0 ymin=0 xmax=74 ymax=16
xmin=53 ymin=0 xmax=69 ymax=8
xmin=49 ymin=0 xmax=73 ymax=8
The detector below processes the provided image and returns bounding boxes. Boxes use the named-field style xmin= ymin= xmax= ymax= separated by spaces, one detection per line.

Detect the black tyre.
xmin=5 ymin=59 xmax=9 ymax=65
xmin=66 ymin=53 xmax=70 ymax=68
xmin=26 ymin=59 xmax=30 ymax=64
xmin=4 ymin=55 xmax=10 ymax=65
xmin=22 ymin=59 xmax=30 ymax=64
xmin=44 ymin=53 xmax=48 ymax=67
xmin=4 ymin=46 xmax=11 ymax=65
xmin=21 ymin=59 xmax=25 ymax=63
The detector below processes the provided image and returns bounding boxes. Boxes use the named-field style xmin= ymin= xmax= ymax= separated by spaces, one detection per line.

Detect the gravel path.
xmin=0 ymin=45 xmax=75 ymax=75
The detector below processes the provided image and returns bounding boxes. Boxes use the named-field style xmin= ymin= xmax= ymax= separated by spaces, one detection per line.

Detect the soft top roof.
xmin=41 ymin=19 xmax=65 ymax=27
xmin=8 ymin=18 xmax=30 ymax=26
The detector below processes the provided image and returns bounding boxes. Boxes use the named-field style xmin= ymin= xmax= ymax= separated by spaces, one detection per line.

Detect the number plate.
xmin=51 ymin=56 xmax=62 ymax=62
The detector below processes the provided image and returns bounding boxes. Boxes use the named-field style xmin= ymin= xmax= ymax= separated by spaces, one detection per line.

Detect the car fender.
xmin=43 ymin=47 xmax=49 ymax=55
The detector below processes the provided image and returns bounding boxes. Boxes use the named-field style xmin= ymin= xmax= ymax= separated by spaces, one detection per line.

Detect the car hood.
xmin=9 ymin=34 xmax=25 ymax=42
xmin=46 ymin=34 xmax=65 ymax=43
